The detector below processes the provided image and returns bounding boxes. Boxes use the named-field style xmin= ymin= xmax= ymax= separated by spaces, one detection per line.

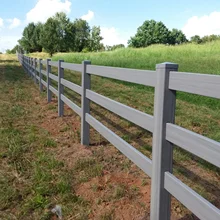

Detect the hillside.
xmin=14 ymin=41 xmax=220 ymax=218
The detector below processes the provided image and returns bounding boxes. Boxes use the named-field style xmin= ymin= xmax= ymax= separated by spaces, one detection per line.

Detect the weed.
xmin=100 ymin=209 xmax=115 ymax=220
xmin=113 ymin=184 xmax=126 ymax=199
xmin=74 ymin=158 xmax=103 ymax=183
xmin=41 ymin=137 xmax=57 ymax=148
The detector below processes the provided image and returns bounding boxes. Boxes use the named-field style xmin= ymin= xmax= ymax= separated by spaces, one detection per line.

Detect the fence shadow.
xmin=0 ymin=61 xmax=28 ymax=82
xmin=0 ymin=59 xmax=17 ymax=64
xmin=64 ymin=90 xmax=219 ymax=200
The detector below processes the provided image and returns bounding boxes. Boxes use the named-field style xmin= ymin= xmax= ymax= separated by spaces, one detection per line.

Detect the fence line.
xmin=17 ymin=53 xmax=220 ymax=220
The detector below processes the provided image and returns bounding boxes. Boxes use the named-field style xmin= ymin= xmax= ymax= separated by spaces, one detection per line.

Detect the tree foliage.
xmin=190 ymin=35 xmax=202 ymax=44
xmin=169 ymin=29 xmax=187 ymax=45
xmin=106 ymin=44 xmax=125 ymax=51
xmin=128 ymin=20 xmax=170 ymax=47
xmin=190 ymin=34 xmax=220 ymax=44
xmin=40 ymin=18 xmax=60 ymax=57
xmin=19 ymin=23 xmax=43 ymax=53
xmin=88 ymin=26 xmax=104 ymax=51
xmin=16 ymin=14 xmax=220 ymax=55
xmin=128 ymin=20 xmax=187 ymax=47
xmin=72 ymin=19 xmax=90 ymax=52
xmin=6 ymin=45 xmax=24 ymax=54
xmin=17 ymin=13 xmax=104 ymax=56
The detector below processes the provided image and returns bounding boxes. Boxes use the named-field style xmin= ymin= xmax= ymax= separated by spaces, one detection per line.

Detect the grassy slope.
xmin=31 ymin=41 xmax=220 ymax=141
xmin=28 ymin=43 xmax=220 ymax=217
xmin=32 ymin=41 xmax=220 ymax=110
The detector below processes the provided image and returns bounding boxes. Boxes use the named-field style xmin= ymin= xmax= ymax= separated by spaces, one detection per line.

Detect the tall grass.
xmin=31 ymin=41 xmax=220 ymax=110
xmin=50 ymin=41 xmax=220 ymax=74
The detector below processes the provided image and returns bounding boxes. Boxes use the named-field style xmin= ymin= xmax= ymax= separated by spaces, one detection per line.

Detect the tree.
xmin=169 ymin=29 xmax=187 ymax=45
xmin=72 ymin=19 xmax=90 ymax=52
xmin=111 ymin=44 xmax=125 ymax=50
xmin=40 ymin=17 xmax=60 ymax=56
xmin=201 ymin=34 xmax=220 ymax=43
xmin=190 ymin=35 xmax=202 ymax=44
xmin=19 ymin=22 xmax=43 ymax=52
xmin=89 ymin=26 xmax=103 ymax=51
xmin=105 ymin=44 xmax=125 ymax=51
xmin=19 ymin=23 xmax=35 ymax=52
xmin=32 ymin=23 xmax=43 ymax=52
xmin=6 ymin=49 xmax=11 ymax=54
xmin=128 ymin=20 xmax=170 ymax=47
xmin=53 ymin=12 xmax=75 ymax=52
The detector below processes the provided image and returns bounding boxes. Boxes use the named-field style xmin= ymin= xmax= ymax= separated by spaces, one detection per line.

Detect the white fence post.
xmin=81 ymin=60 xmax=91 ymax=146
xmin=46 ymin=58 xmax=52 ymax=102
xmin=58 ymin=60 xmax=64 ymax=117
xmin=39 ymin=59 xmax=43 ymax=92
xmin=150 ymin=62 xmax=178 ymax=220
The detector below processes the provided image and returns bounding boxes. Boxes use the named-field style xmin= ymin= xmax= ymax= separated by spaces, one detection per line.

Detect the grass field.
xmin=32 ymin=41 xmax=220 ymax=111
xmin=1 ymin=41 xmax=220 ymax=219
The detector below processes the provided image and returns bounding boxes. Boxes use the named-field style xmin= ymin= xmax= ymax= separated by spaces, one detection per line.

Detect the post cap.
xmin=156 ymin=62 xmax=178 ymax=70
xmin=82 ymin=60 xmax=91 ymax=64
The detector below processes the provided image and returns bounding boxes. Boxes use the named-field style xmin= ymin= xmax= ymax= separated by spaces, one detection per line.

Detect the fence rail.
xmin=17 ymin=53 xmax=220 ymax=220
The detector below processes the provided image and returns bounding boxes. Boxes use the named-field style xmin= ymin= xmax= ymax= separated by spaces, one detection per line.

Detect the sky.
xmin=1 ymin=0 xmax=220 ymax=52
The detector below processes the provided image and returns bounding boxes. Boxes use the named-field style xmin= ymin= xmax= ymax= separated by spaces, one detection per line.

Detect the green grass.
xmin=8 ymin=41 xmax=220 ymax=218
xmin=31 ymin=41 xmax=220 ymax=111
xmin=0 ymin=55 xmax=91 ymax=219
xmin=30 ymin=43 xmax=220 ymax=207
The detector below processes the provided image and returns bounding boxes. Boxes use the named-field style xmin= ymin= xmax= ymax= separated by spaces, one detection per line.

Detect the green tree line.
xmin=17 ymin=12 xmax=104 ymax=56
xmin=7 ymin=14 xmax=220 ymax=55
xmin=127 ymin=19 xmax=220 ymax=47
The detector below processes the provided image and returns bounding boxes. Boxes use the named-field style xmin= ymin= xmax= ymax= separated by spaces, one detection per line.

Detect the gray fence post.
xmin=29 ymin=57 xmax=31 ymax=77
xmin=28 ymin=56 xmax=29 ymax=75
xmin=23 ymin=55 xmax=25 ymax=68
xmin=34 ymin=58 xmax=37 ymax=84
xmin=58 ymin=60 xmax=64 ymax=117
xmin=81 ymin=60 xmax=91 ymax=146
xmin=150 ymin=62 xmax=178 ymax=220
xmin=25 ymin=56 xmax=27 ymax=73
xmin=39 ymin=59 xmax=43 ymax=92
xmin=46 ymin=58 xmax=52 ymax=102
xmin=32 ymin=58 xmax=34 ymax=79
xmin=31 ymin=58 xmax=33 ymax=78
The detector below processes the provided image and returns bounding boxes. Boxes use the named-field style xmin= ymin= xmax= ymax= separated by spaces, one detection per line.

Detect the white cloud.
xmin=26 ymin=0 xmax=71 ymax=23
xmin=101 ymin=27 xmax=127 ymax=46
xmin=182 ymin=11 xmax=220 ymax=39
xmin=81 ymin=10 xmax=94 ymax=22
xmin=0 ymin=18 xmax=4 ymax=28
xmin=8 ymin=18 xmax=21 ymax=29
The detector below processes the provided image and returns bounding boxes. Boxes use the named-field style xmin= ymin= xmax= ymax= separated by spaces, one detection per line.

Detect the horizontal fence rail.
xmin=86 ymin=113 xmax=152 ymax=177
xmin=169 ymin=71 xmax=220 ymax=99
xmin=86 ymin=89 xmax=154 ymax=132
xmin=164 ymin=172 xmax=220 ymax=220
xmin=87 ymin=65 xmax=157 ymax=87
xmin=17 ymin=53 xmax=220 ymax=220
xmin=166 ymin=123 xmax=220 ymax=167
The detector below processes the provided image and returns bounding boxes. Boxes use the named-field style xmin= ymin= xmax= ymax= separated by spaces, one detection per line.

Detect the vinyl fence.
xmin=17 ymin=53 xmax=220 ymax=220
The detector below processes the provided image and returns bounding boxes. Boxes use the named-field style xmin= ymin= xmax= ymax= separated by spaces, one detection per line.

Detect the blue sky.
xmin=1 ymin=0 xmax=220 ymax=52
